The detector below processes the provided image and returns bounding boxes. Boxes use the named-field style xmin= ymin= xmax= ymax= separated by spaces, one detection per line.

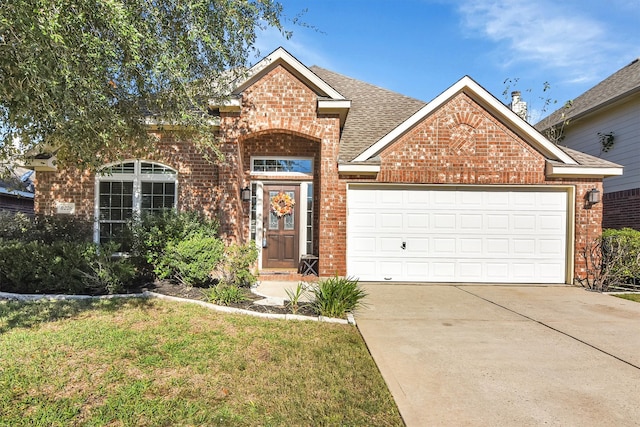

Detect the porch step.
xmin=258 ymin=271 xmax=319 ymax=282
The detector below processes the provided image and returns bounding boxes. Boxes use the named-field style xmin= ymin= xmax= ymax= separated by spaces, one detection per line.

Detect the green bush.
xmin=0 ymin=212 xmax=93 ymax=243
xmin=311 ymin=276 xmax=367 ymax=318
xmin=81 ymin=243 xmax=137 ymax=294
xmin=126 ymin=210 xmax=219 ymax=276
xmin=218 ymin=242 xmax=258 ymax=287
xmin=0 ymin=240 xmax=134 ymax=295
xmin=201 ymin=284 xmax=249 ymax=306
xmin=601 ymin=228 xmax=640 ymax=282
xmin=157 ymin=231 xmax=225 ymax=287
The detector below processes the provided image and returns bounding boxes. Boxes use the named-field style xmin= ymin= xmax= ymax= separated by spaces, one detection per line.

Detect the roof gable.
xmin=352 ymin=76 xmax=577 ymax=165
xmin=233 ymin=47 xmax=345 ymax=100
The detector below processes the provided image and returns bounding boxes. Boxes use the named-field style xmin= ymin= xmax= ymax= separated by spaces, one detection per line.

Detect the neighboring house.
xmin=537 ymin=58 xmax=640 ymax=230
xmin=27 ymin=47 xmax=622 ymax=284
xmin=0 ymin=166 xmax=35 ymax=215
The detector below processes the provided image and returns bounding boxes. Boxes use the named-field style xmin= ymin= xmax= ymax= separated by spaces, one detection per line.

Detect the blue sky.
xmin=254 ymin=0 xmax=640 ymax=122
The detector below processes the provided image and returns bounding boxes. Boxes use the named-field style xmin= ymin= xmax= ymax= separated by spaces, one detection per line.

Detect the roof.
xmin=0 ymin=166 xmax=35 ymax=198
xmin=545 ymin=146 xmax=623 ymax=178
xmin=536 ymin=58 xmax=640 ymax=130
xmin=309 ymin=66 xmax=426 ymax=162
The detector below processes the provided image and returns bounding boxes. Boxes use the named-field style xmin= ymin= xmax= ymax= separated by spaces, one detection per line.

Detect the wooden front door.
xmin=263 ymin=184 xmax=299 ymax=268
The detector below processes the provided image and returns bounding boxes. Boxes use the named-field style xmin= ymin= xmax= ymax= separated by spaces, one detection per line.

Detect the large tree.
xmin=0 ymin=0 xmax=287 ymax=169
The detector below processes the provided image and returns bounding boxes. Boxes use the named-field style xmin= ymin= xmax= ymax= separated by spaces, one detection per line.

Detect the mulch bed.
xmin=142 ymin=280 xmax=318 ymax=317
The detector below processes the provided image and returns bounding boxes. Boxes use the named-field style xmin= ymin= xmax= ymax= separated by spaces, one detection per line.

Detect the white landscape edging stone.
xmin=0 ymin=290 xmax=350 ymax=325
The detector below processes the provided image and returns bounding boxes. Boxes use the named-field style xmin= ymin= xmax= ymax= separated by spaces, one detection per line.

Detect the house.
xmin=28 ymin=47 xmax=623 ymax=284
xmin=536 ymin=58 xmax=640 ymax=230
xmin=0 ymin=166 xmax=34 ymax=215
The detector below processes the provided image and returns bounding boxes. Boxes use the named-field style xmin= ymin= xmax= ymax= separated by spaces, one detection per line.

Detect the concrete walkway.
xmin=356 ymin=284 xmax=640 ymax=426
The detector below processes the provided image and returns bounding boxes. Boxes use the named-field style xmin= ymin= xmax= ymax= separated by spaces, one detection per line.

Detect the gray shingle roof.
xmin=555 ymin=146 xmax=622 ymax=168
xmin=536 ymin=58 xmax=640 ymax=131
xmin=309 ymin=66 xmax=426 ymax=162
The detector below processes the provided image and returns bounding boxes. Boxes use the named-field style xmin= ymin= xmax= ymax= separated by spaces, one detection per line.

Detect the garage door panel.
xmin=487 ymin=214 xmax=509 ymax=230
xmin=434 ymin=214 xmax=456 ymax=229
xmin=347 ymin=188 xmax=568 ymax=283
xmin=406 ymin=213 xmax=429 ymax=229
xmin=486 ymin=238 xmax=510 ymax=255
xmin=406 ymin=262 xmax=429 ymax=279
xmin=407 ymin=238 xmax=429 ymax=254
xmin=348 ymin=210 xmax=377 ymax=231
xmin=380 ymin=213 xmax=403 ymax=231
xmin=457 ymin=261 xmax=483 ymax=280
xmin=432 ymin=262 xmax=456 ymax=279
xmin=459 ymin=238 xmax=483 ymax=255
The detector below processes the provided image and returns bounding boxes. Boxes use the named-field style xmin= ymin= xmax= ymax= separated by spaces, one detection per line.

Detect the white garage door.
xmin=347 ymin=186 xmax=568 ymax=283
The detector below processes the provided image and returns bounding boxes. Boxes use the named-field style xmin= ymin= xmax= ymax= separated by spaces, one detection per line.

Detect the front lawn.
xmin=613 ymin=293 xmax=640 ymax=303
xmin=0 ymin=298 xmax=402 ymax=426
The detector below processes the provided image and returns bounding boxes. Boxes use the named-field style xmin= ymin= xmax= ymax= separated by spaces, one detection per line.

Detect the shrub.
xmin=201 ymin=284 xmax=249 ymax=306
xmin=217 ymin=242 xmax=259 ymax=287
xmin=311 ymin=276 xmax=367 ymax=318
xmin=581 ymin=228 xmax=640 ymax=291
xmin=157 ymin=231 xmax=225 ymax=287
xmin=0 ymin=212 xmax=93 ymax=243
xmin=0 ymin=240 xmax=86 ymax=294
xmin=0 ymin=238 xmax=135 ymax=295
xmin=81 ymin=243 xmax=137 ymax=295
xmin=126 ymin=210 xmax=219 ymax=277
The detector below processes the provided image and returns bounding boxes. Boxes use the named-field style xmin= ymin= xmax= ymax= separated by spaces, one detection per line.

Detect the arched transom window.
xmin=95 ymin=160 xmax=178 ymax=244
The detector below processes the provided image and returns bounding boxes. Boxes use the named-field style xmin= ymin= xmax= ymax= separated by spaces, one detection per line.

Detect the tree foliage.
xmin=0 ymin=0 xmax=287 ymax=169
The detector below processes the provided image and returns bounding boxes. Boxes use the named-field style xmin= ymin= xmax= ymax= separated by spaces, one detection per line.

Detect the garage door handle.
xmin=401 ymin=241 xmax=406 ymax=250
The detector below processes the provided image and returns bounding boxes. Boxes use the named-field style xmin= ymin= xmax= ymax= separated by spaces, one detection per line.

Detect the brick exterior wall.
xmin=34 ymin=66 xmax=603 ymax=283
xmin=603 ymin=188 xmax=640 ymax=230
xmin=219 ymin=66 xmax=340 ymax=270
xmin=35 ymin=136 xmax=221 ymax=225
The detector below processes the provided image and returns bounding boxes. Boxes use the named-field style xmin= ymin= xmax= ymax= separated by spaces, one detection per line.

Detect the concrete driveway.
xmin=356 ymin=284 xmax=640 ymax=426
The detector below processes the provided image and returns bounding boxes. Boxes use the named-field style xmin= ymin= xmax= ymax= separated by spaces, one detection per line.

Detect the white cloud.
xmin=456 ymin=0 xmax=621 ymax=82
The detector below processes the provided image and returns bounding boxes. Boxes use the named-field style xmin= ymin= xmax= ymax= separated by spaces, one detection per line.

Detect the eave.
xmin=545 ymin=161 xmax=624 ymax=178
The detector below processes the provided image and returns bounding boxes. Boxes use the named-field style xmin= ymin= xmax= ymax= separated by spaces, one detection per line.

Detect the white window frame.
xmin=250 ymin=156 xmax=314 ymax=176
xmin=94 ymin=160 xmax=178 ymax=243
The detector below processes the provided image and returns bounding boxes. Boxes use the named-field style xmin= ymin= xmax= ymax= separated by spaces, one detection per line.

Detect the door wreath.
xmin=270 ymin=192 xmax=295 ymax=217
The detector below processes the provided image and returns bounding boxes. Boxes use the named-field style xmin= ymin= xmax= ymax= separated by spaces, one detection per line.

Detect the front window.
xmin=95 ymin=160 xmax=177 ymax=245
xmin=251 ymin=157 xmax=313 ymax=175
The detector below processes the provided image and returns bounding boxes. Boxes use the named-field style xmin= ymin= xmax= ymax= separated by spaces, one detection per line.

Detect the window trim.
xmin=94 ymin=160 xmax=178 ymax=243
xmin=250 ymin=156 xmax=314 ymax=176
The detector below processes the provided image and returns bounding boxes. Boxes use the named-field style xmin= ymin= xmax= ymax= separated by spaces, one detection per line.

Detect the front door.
xmin=263 ymin=184 xmax=299 ymax=268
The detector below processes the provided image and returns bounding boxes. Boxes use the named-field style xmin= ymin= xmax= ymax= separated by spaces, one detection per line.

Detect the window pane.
xmin=97 ymin=160 xmax=177 ymax=246
xmin=252 ymin=158 xmax=313 ymax=174
xmin=283 ymin=191 xmax=295 ymax=230
xmin=100 ymin=162 xmax=134 ymax=175
xmin=307 ymin=183 xmax=313 ymax=254
xmin=140 ymin=162 xmax=177 ymax=175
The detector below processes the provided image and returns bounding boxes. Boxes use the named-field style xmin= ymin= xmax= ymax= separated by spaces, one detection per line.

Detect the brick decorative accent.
xmin=603 ymin=188 xmax=640 ymax=230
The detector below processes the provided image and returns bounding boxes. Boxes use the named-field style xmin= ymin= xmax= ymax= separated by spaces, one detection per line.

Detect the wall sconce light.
xmin=587 ymin=188 xmax=601 ymax=205
xmin=241 ymin=186 xmax=251 ymax=202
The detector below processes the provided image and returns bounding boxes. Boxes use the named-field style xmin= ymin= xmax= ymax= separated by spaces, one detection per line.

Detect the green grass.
xmin=613 ymin=293 xmax=640 ymax=303
xmin=0 ymin=298 xmax=402 ymax=426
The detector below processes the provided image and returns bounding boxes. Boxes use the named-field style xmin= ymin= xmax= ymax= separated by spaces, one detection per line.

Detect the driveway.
xmin=356 ymin=284 xmax=640 ymax=426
